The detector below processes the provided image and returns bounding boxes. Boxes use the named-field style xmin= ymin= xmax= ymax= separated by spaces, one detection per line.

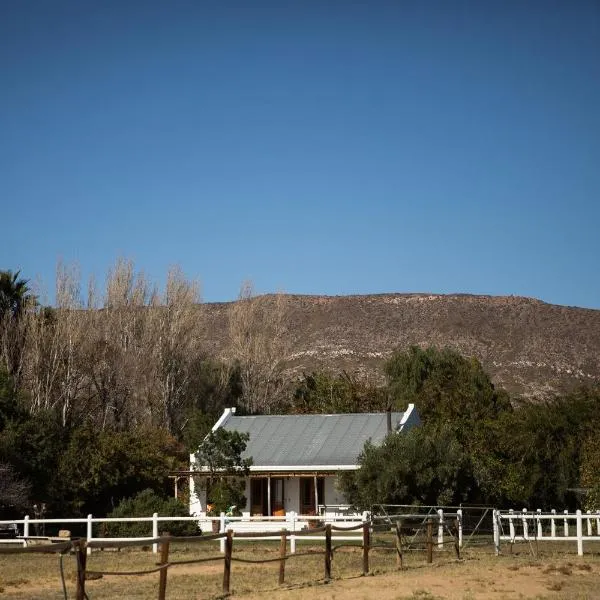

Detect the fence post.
xmin=587 ymin=511 xmax=592 ymax=536
xmin=536 ymin=509 xmax=542 ymax=539
xmin=288 ymin=511 xmax=296 ymax=554
xmin=222 ymin=529 xmax=233 ymax=595
xmin=576 ymin=510 xmax=583 ymax=556
xmin=87 ymin=514 xmax=93 ymax=556
xmin=362 ymin=522 xmax=370 ymax=575
xmin=279 ymin=529 xmax=287 ymax=585
xmin=551 ymin=509 xmax=556 ymax=537
xmin=75 ymin=540 xmax=87 ymax=600
xmin=509 ymin=509 xmax=515 ymax=542
xmin=437 ymin=509 xmax=444 ymax=549
xmin=219 ymin=512 xmax=226 ymax=554
xmin=522 ymin=509 xmax=528 ymax=540
xmin=426 ymin=518 xmax=433 ymax=564
xmin=596 ymin=510 xmax=600 ymax=536
xmin=453 ymin=517 xmax=460 ymax=559
xmin=324 ymin=524 xmax=332 ymax=582
xmin=563 ymin=510 xmax=569 ymax=537
xmin=23 ymin=515 xmax=29 ymax=547
xmin=158 ymin=532 xmax=171 ymax=600
xmin=395 ymin=520 xmax=403 ymax=568
xmin=152 ymin=513 xmax=159 ymax=554
xmin=457 ymin=508 xmax=463 ymax=548
xmin=493 ymin=510 xmax=500 ymax=556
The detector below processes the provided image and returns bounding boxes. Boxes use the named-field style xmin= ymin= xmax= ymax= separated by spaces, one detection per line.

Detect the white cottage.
xmin=189 ymin=405 xmax=420 ymax=518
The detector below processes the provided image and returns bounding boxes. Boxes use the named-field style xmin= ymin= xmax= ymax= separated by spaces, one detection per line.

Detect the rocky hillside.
xmin=199 ymin=293 xmax=600 ymax=398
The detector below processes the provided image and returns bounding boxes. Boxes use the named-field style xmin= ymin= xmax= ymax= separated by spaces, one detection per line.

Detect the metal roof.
xmin=220 ymin=409 xmax=416 ymax=469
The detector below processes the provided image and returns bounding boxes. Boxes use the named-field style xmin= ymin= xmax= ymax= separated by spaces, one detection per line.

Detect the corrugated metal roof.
xmin=221 ymin=411 xmax=410 ymax=468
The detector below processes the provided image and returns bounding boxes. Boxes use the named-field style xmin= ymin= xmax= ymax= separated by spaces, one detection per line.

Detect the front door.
xmin=299 ymin=477 xmax=324 ymax=515
xmin=251 ymin=477 xmax=286 ymax=516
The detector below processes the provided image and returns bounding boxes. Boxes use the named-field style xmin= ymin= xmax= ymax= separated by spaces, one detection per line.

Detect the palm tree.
xmin=0 ymin=270 xmax=33 ymax=321
xmin=0 ymin=270 xmax=35 ymax=385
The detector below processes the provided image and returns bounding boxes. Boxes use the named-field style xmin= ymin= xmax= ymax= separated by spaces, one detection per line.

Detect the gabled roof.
xmin=213 ymin=405 xmax=419 ymax=471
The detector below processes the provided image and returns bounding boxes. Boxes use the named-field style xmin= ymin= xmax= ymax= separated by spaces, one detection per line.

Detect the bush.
xmin=103 ymin=489 xmax=199 ymax=537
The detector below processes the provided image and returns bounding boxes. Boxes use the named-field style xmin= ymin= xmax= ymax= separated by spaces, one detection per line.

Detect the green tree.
xmin=0 ymin=270 xmax=35 ymax=384
xmin=194 ymin=428 xmax=252 ymax=515
xmin=53 ymin=426 xmax=186 ymax=515
xmin=0 ymin=270 xmax=33 ymax=321
xmin=338 ymin=424 xmax=475 ymax=508
xmin=291 ymin=371 xmax=387 ymax=414
xmin=385 ymin=346 xmax=511 ymax=427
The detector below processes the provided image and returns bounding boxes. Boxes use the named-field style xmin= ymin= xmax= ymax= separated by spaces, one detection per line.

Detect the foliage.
xmin=0 ymin=463 xmax=31 ymax=510
xmin=103 ymin=489 xmax=199 ymax=537
xmin=385 ymin=346 xmax=511 ymax=432
xmin=194 ymin=428 xmax=252 ymax=515
xmin=291 ymin=371 xmax=387 ymax=414
xmin=53 ymin=426 xmax=186 ymax=515
xmin=338 ymin=424 xmax=475 ymax=508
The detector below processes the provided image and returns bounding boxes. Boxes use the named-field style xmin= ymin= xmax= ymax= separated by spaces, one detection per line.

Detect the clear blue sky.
xmin=2 ymin=1 xmax=599 ymax=308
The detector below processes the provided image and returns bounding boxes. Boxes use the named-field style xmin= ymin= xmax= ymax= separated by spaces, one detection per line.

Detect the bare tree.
xmin=23 ymin=262 xmax=89 ymax=426
xmin=227 ymin=282 xmax=291 ymax=413
xmin=146 ymin=265 xmax=202 ymax=432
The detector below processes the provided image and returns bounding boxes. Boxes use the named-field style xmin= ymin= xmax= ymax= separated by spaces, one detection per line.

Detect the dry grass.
xmin=1 ymin=539 xmax=600 ymax=599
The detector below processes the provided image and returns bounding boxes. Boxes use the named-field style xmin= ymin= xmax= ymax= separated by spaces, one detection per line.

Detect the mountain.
xmin=199 ymin=293 xmax=600 ymax=398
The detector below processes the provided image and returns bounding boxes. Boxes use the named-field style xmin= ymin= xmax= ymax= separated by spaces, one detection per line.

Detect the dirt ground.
xmin=1 ymin=544 xmax=600 ymax=599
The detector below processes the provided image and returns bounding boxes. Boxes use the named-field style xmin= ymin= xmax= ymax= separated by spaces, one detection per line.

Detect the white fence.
xmin=493 ymin=509 xmax=600 ymax=556
xmin=0 ymin=512 xmax=368 ymax=555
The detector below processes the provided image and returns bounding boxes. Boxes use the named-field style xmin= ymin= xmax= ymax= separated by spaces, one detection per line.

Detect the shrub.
xmin=103 ymin=489 xmax=199 ymax=537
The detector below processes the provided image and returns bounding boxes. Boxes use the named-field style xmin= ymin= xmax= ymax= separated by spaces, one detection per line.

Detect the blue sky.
xmin=2 ymin=1 xmax=599 ymax=308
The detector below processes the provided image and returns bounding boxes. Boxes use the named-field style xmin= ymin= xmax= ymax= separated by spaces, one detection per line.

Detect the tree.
xmin=385 ymin=346 xmax=511 ymax=430
xmin=0 ymin=463 xmax=31 ymax=510
xmin=227 ymin=282 xmax=291 ymax=414
xmin=194 ymin=428 xmax=252 ymax=515
xmin=338 ymin=424 xmax=475 ymax=509
xmin=291 ymin=370 xmax=387 ymax=414
xmin=0 ymin=270 xmax=35 ymax=385
xmin=53 ymin=425 xmax=186 ymax=515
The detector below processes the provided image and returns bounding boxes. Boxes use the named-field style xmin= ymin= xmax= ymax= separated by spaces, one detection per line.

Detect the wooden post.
xmin=223 ymin=529 xmax=233 ymax=595
xmin=75 ymin=540 xmax=87 ymax=600
xmin=279 ymin=530 xmax=287 ymax=585
xmin=453 ymin=518 xmax=460 ymax=559
xmin=395 ymin=520 xmax=403 ymax=569
xmin=426 ymin=518 xmax=433 ymax=564
xmin=158 ymin=533 xmax=170 ymax=600
xmin=324 ymin=524 xmax=332 ymax=582
xmin=362 ymin=522 xmax=370 ymax=575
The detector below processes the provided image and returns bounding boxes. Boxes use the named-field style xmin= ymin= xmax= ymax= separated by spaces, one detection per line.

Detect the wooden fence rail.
xmin=0 ymin=518 xmax=454 ymax=599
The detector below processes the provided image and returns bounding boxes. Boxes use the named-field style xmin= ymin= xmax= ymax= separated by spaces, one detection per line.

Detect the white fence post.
xmin=537 ymin=509 xmax=542 ymax=539
xmin=87 ymin=514 xmax=93 ymax=556
xmin=493 ymin=510 xmax=500 ymax=555
xmin=522 ymin=509 xmax=528 ymax=540
xmin=576 ymin=510 xmax=583 ymax=556
xmin=457 ymin=508 xmax=463 ymax=548
xmin=551 ymin=509 xmax=556 ymax=537
xmin=596 ymin=510 xmax=600 ymax=535
xmin=509 ymin=509 xmax=515 ymax=542
xmin=437 ymin=509 xmax=444 ymax=549
xmin=563 ymin=510 xmax=569 ymax=537
xmin=587 ymin=511 xmax=592 ymax=536
xmin=152 ymin=512 xmax=158 ymax=554
xmin=219 ymin=512 xmax=226 ymax=554
xmin=287 ymin=511 xmax=296 ymax=554
xmin=23 ymin=515 xmax=29 ymax=547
